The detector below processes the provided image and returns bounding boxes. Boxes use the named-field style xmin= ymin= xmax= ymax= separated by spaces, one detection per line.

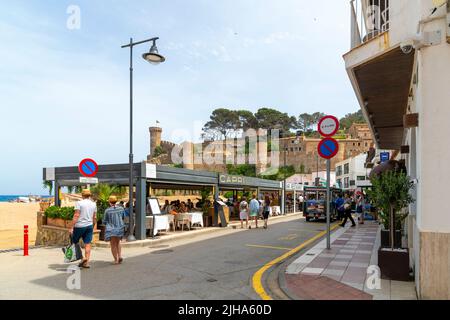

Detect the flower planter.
xmin=378 ymin=247 xmax=410 ymax=281
xmin=46 ymin=217 xmax=66 ymax=228
xmin=380 ymin=229 xmax=402 ymax=248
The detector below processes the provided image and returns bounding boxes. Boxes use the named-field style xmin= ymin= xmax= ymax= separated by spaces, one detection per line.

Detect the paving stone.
xmin=301 ymin=267 xmax=324 ymax=275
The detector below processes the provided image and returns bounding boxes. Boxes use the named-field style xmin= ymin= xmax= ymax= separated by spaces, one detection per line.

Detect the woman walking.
xmin=262 ymin=195 xmax=271 ymax=229
xmin=239 ymin=197 xmax=249 ymax=229
xmin=103 ymin=196 xmax=125 ymax=265
xmin=249 ymin=194 xmax=260 ymax=229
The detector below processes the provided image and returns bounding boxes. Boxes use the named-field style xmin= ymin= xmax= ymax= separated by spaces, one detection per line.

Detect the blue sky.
xmin=0 ymin=0 xmax=358 ymax=194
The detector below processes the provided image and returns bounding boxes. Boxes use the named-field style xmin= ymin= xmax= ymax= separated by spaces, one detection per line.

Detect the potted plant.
xmin=368 ymin=169 xmax=414 ymax=281
xmin=377 ymin=208 xmax=406 ymax=248
xmin=45 ymin=206 xmax=74 ymax=228
xmin=198 ymin=187 xmax=213 ymax=226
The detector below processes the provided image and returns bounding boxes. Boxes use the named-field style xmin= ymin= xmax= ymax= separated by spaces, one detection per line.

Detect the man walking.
xmin=70 ymin=189 xmax=97 ymax=268
xmin=340 ymin=193 xmax=356 ymax=227
xmin=249 ymin=194 xmax=260 ymax=229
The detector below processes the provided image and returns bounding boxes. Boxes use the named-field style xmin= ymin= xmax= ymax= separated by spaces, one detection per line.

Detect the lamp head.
xmin=142 ymin=39 xmax=165 ymax=65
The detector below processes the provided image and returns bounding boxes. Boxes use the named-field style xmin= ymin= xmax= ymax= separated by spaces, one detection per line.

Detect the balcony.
xmin=345 ymin=0 xmax=415 ymax=150
xmin=350 ymin=0 xmax=390 ymax=49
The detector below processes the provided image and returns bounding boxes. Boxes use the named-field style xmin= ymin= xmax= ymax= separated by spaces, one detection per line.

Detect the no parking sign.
xmin=78 ymin=158 xmax=98 ymax=178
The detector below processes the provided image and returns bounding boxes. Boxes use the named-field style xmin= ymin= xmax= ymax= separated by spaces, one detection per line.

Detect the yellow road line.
xmin=246 ymin=244 xmax=294 ymax=251
xmin=278 ymin=234 xmax=298 ymax=241
xmin=252 ymin=223 xmax=341 ymax=300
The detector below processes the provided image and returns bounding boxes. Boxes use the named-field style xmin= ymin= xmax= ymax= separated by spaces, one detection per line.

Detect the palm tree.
xmin=89 ymin=184 xmax=127 ymax=222
xmin=43 ymin=181 xmax=53 ymax=195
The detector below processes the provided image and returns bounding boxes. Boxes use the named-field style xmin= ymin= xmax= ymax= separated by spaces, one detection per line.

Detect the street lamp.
xmin=121 ymin=37 xmax=165 ymax=242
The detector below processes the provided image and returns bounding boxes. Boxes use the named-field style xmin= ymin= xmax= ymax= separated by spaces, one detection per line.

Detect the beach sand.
xmin=0 ymin=203 xmax=39 ymax=249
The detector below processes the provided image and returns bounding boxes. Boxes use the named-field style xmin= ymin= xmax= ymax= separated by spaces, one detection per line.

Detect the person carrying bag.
xmin=63 ymin=234 xmax=83 ymax=263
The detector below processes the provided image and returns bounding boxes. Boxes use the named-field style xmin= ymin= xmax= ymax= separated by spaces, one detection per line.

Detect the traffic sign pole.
xmin=326 ymin=159 xmax=331 ymax=250
xmin=317 ymin=115 xmax=340 ymax=251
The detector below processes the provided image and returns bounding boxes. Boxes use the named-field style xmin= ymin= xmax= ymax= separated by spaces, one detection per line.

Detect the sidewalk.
xmin=282 ymin=220 xmax=417 ymax=300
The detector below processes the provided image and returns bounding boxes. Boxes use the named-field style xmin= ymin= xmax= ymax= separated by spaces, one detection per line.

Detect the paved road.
xmin=0 ymin=214 xmax=338 ymax=300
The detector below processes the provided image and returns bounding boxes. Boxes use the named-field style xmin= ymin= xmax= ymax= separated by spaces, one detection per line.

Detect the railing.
xmin=350 ymin=0 xmax=390 ymax=49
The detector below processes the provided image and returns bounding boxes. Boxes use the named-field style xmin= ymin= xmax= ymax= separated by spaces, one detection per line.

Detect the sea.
xmin=0 ymin=195 xmax=52 ymax=202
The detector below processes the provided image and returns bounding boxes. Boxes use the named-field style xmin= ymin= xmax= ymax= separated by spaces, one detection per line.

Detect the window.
xmin=344 ymin=163 xmax=349 ymax=174
xmin=336 ymin=166 xmax=342 ymax=176
xmin=344 ymin=177 xmax=349 ymax=188
xmin=350 ymin=180 xmax=355 ymax=186
xmin=336 ymin=179 xmax=342 ymax=188
xmin=357 ymin=176 xmax=366 ymax=181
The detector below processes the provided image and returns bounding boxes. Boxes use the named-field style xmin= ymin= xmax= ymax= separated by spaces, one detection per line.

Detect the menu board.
xmin=148 ymin=198 xmax=161 ymax=215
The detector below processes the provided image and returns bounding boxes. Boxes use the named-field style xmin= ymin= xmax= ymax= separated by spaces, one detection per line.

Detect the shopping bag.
xmin=63 ymin=236 xmax=83 ymax=263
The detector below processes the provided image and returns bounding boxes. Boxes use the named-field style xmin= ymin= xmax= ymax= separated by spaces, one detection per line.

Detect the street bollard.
xmin=24 ymin=225 xmax=29 ymax=256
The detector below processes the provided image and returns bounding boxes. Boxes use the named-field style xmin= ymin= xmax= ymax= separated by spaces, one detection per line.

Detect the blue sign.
xmin=380 ymin=152 xmax=390 ymax=163
xmin=317 ymin=138 xmax=339 ymax=159
xmin=78 ymin=158 xmax=98 ymax=177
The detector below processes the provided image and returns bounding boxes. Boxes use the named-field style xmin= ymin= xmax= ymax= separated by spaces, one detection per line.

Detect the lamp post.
xmin=121 ymin=37 xmax=165 ymax=242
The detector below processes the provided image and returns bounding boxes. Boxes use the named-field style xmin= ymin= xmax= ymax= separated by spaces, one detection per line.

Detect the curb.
xmin=95 ymin=212 xmax=302 ymax=248
xmin=276 ymin=223 xmax=343 ymax=300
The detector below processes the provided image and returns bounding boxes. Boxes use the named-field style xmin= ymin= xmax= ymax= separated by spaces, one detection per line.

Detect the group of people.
xmin=160 ymin=199 xmax=196 ymax=215
xmin=334 ymin=192 xmax=368 ymax=227
xmin=236 ymin=194 xmax=272 ymax=229
xmin=69 ymin=189 xmax=127 ymax=268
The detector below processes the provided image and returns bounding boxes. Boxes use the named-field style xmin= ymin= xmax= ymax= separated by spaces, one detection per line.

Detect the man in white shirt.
xmin=70 ymin=189 xmax=97 ymax=268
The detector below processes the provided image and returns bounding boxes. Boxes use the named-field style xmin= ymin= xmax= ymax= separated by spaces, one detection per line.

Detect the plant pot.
xmin=378 ymin=247 xmax=410 ymax=281
xmin=380 ymin=229 xmax=402 ymax=248
xmin=46 ymin=217 xmax=66 ymax=228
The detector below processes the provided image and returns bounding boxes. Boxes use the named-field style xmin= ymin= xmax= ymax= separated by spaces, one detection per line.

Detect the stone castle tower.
xmin=149 ymin=126 xmax=162 ymax=157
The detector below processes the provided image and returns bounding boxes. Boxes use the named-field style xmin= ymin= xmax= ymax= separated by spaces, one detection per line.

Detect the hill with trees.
xmin=202 ymin=107 xmax=367 ymax=140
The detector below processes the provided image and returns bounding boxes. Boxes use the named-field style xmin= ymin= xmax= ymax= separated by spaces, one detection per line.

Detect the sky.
xmin=0 ymin=0 xmax=359 ymax=195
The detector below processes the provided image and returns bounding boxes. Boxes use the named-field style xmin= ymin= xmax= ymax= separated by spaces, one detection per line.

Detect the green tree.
xmin=153 ymin=145 xmax=166 ymax=157
xmin=89 ymin=184 xmax=127 ymax=222
xmin=367 ymin=170 xmax=414 ymax=249
xmin=203 ymin=108 xmax=240 ymax=139
xmin=236 ymin=110 xmax=258 ymax=131
xmin=255 ymin=108 xmax=297 ymax=133
xmin=298 ymin=113 xmax=314 ymax=133
xmin=339 ymin=109 xmax=366 ymax=130
xmin=43 ymin=181 xmax=53 ymax=195
xmin=311 ymin=112 xmax=326 ymax=128
xmin=226 ymin=164 xmax=257 ymax=177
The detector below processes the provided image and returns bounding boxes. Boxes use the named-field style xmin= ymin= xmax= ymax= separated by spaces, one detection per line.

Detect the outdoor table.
xmin=187 ymin=212 xmax=203 ymax=227
xmin=146 ymin=215 xmax=170 ymax=233
xmin=272 ymin=206 xmax=281 ymax=216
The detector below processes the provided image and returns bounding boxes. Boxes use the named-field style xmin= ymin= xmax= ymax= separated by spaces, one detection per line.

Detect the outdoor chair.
xmin=176 ymin=214 xmax=191 ymax=231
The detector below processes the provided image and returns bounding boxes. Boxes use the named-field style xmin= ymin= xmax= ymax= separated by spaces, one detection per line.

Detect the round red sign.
xmin=317 ymin=138 xmax=339 ymax=159
xmin=318 ymin=115 xmax=339 ymax=137
xmin=78 ymin=158 xmax=98 ymax=177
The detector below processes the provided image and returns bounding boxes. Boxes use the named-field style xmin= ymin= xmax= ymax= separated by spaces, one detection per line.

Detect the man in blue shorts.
xmin=69 ymin=189 xmax=97 ymax=268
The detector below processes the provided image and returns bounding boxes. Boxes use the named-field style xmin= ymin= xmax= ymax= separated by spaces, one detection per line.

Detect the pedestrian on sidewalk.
xmin=239 ymin=197 xmax=249 ymax=229
xmin=262 ymin=195 xmax=271 ymax=229
xmin=356 ymin=194 xmax=365 ymax=224
xmin=340 ymin=193 xmax=356 ymax=227
xmin=70 ymin=189 xmax=97 ymax=269
xmin=103 ymin=196 xmax=125 ymax=265
xmin=249 ymin=194 xmax=260 ymax=229
xmin=335 ymin=193 xmax=345 ymax=221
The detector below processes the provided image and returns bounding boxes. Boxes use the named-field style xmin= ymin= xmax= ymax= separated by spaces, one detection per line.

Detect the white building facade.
xmin=344 ymin=0 xmax=450 ymax=299
xmin=335 ymin=153 xmax=369 ymax=190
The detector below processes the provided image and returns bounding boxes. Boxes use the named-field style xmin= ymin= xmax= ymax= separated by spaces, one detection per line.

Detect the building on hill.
xmin=146 ymin=123 xmax=374 ymax=175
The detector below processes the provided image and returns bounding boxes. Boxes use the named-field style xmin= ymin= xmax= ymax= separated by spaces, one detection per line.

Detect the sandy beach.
xmin=0 ymin=202 xmax=40 ymax=249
